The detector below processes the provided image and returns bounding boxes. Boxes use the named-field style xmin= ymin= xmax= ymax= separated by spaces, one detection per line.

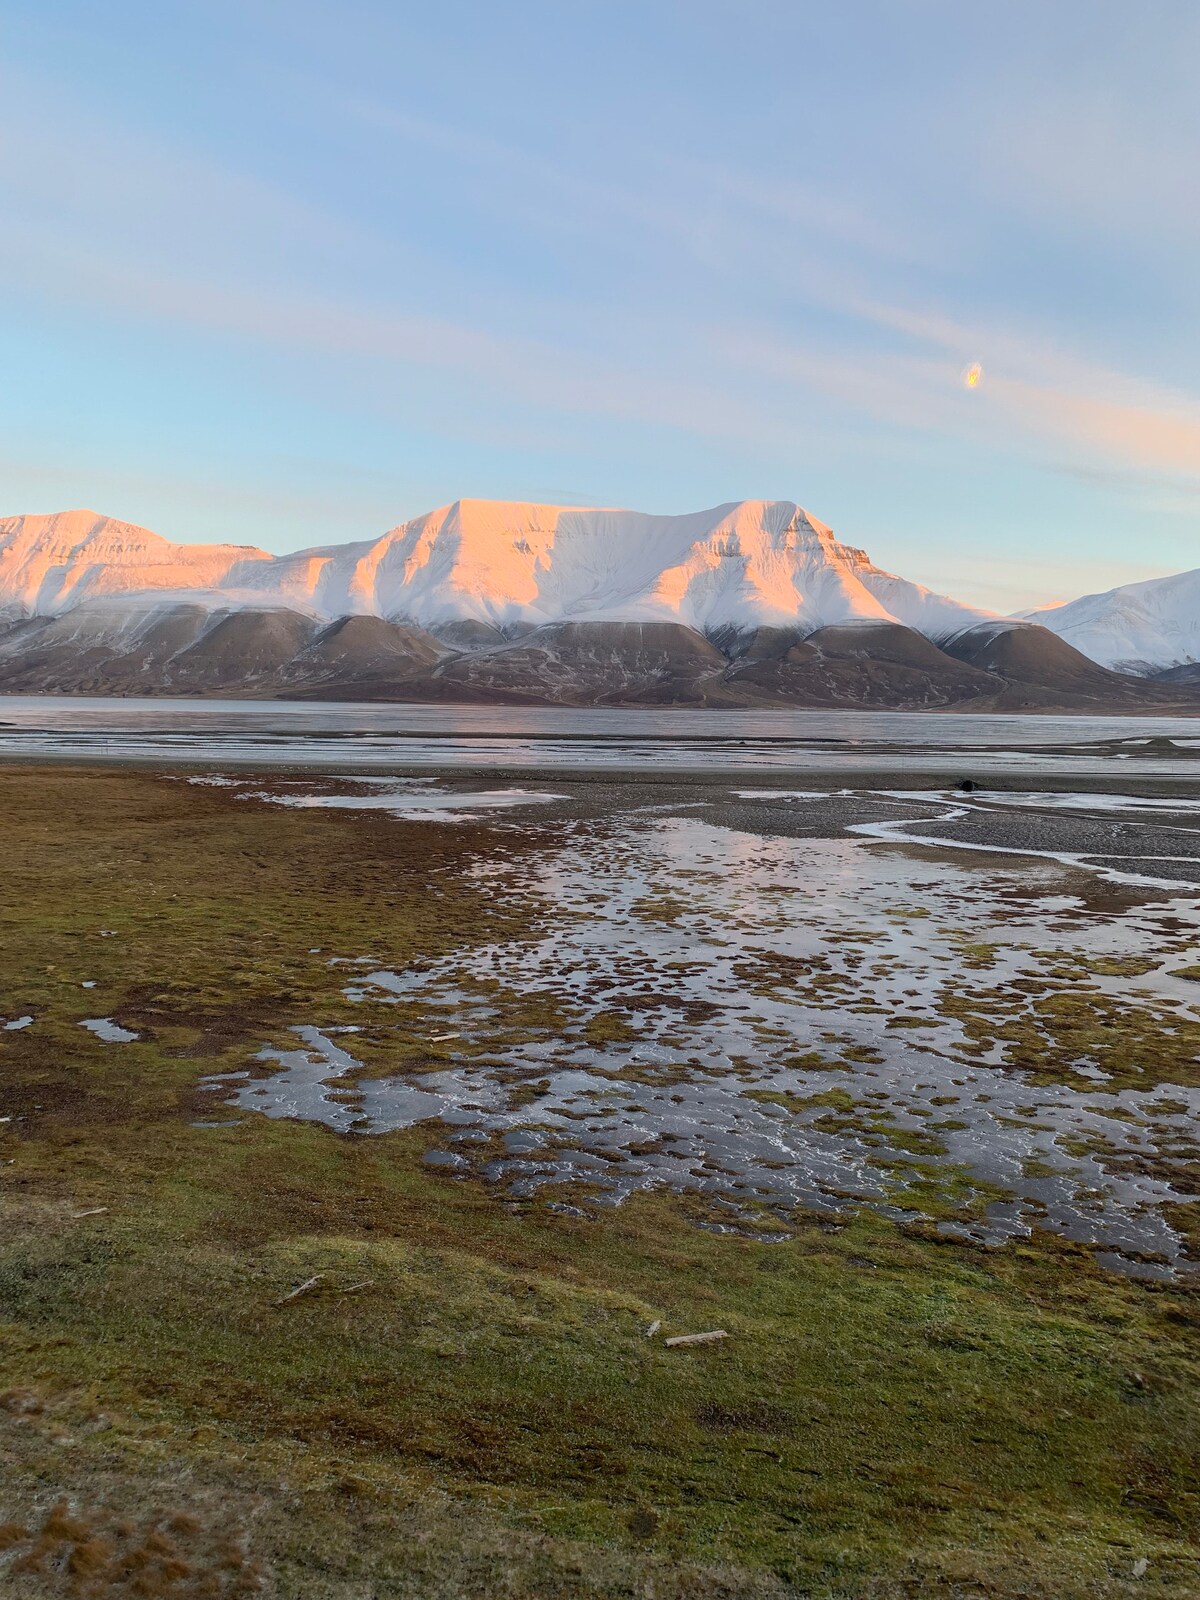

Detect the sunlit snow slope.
xmin=0 ymin=500 xmax=995 ymax=641
xmin=0 ymin=511 xmax=271 ymax=616
xmin=1022 ymin=568 xmax=1200 ymax=674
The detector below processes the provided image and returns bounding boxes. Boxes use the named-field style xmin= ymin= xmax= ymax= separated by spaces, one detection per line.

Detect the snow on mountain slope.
xmin=0 ymin=510 xmax=272 ymax=617
xmin=348 ymin=499 xmax=996 ymax=636
xmin=0 ymin=499 xmax=996 ymax=641
xmin=0 ymin=502 xmax=998 ymax=646
xmin=1022 ymin=568 xmax=1200 ymax=674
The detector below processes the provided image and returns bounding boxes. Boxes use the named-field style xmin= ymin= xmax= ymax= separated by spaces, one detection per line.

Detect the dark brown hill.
xmin=426 ymin=621 xmax=730 ymax=706
xmin=0 ymin=606 xmax=1196 ymax=711
xmin=726 ymin=622 xmax=1001 ymax=709
xmin=940 ymin=622 xmax=1188 ymax=709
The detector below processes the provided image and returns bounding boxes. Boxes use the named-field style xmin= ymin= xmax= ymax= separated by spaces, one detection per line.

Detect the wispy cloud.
xmin=724 ymin=293 xmax=1200 ymax=482
xmin=2 ymin=9 xmax=1197 ymax=606
xmin=857 ymin=298 xmax=1200 ymax=476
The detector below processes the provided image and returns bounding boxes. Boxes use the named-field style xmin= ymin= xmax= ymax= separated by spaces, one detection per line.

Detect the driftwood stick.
xmin=275 ymin=1273 xmax=325 ymax=1306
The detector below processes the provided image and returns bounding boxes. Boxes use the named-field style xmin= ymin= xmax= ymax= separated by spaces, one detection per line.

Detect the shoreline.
xmin=3 ymin=686 xmax=1200 ymax=716
xmin=5 ymin=749 xmax=1200 ymax=797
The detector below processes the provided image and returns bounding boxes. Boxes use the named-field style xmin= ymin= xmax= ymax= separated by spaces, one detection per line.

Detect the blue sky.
xmin=1 ymin=0 xmax=1197 ymax=611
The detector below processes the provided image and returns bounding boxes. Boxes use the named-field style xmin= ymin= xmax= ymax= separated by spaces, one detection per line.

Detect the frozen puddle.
xmin=81 ymin=1018 xmax=140 ymax=1043
xmin=189 ymin=774 xmax=565 ymax=821
xmin=215 ymin=816 xmax=1200 ymax=1277
xmin=959 ymin=791 xmax=1200 ymax=816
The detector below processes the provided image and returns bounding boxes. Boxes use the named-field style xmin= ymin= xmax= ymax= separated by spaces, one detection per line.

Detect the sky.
xmin=1 ymin=0 xmax=1198 ymax=613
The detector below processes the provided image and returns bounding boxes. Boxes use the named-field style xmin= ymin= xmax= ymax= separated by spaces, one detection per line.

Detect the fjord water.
xmin=3 ymin=694 xmax=1200 ymax=776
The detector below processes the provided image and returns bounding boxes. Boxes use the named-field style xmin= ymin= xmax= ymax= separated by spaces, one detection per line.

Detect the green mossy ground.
xmin=0 ymin=766 xmax=1197 ymax=1598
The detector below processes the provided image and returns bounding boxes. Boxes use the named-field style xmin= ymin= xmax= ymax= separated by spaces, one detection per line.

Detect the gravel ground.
xmin=691 ymin=791 xmax=1200 ymax=886
xmin=419 ymin=774 xmax=1200 ymax=887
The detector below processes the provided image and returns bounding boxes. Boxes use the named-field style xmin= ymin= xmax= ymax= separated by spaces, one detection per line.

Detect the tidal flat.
xmin=0 ymin=764 xmax=1198 ymax=1599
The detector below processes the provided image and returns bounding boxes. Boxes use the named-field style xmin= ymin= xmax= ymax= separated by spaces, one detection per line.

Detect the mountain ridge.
xmin=1022 ymin=566 xmax=1200 ymax=675
xmin=0 ymin=499 xmax=1195 ymax=710
xmin=0 ymin=499 xmax=995 ymax=639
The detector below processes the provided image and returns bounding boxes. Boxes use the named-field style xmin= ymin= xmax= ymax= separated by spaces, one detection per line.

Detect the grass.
xmin=0 ymin=764 xmax=1197 ymax=1598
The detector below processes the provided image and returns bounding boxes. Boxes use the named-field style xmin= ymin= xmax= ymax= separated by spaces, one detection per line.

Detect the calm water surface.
xmin=3 ymin=695 xmax=1200 ymax=778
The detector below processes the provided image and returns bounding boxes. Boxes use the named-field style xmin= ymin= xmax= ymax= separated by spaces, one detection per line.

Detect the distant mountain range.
xmin=0 ymin=500 xmax=1195 ymax=709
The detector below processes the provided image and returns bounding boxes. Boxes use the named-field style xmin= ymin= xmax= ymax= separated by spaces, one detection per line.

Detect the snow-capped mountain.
xmin=1022 ymin=568 xmax=1200 ymax=675
xmin=0 ymin=510 xmax=272 ymax=618
xmin=0 ymin=498 xmax=1193 ymax=708
xmin=0 ymin=499 xmax=994 ymax=639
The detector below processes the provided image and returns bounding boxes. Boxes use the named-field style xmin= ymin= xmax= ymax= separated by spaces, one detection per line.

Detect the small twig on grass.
xmin=339 ymin=1280 xmax=375 ymax=1295
xmin=274 ymin=1274 xmax=325 ymax=1306
xmin=664 ymin=1329 xmax=727 ymax=1348
xmin=645 ymin=1320 xmax=661 ymax=1337
xmin=73 ymin=1207 xmax=109 ymax=1218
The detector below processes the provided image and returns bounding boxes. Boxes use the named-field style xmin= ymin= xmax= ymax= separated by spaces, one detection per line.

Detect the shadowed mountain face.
xmin=168 ymin=610 xmax=323 ymax=690
xmin=724 ymin=623 xmax=1001 ymax=710
xmin=280 ymin=615 xmax=448 ymax=694
xmin=0 ymin=608 xmax=445 ymax=698
xmin=422 ymin=621 xmax=731 ymax=706
xmin=1156 ymin=662 xmax=1200 ymax=688
xmin=0 ymin=605 xmax=220 ymax=694
xmin=0 ymin=607 xmax=1193 ymax=710
xmin=938 ymin=622 xmax=1183 ymax=710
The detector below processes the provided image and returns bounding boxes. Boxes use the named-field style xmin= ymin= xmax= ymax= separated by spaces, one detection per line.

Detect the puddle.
xmin=81 ymin=1018 xmax=140 ymax=1043
xmin=213 ymin=813 xmax=1200 ymax=1276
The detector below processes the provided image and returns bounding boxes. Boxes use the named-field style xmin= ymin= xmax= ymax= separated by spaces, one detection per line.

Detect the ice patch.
xmin=887 ymin=789 xmax=1200 ymax=817
xmin=239 ymin=785 xmax=566 ymax=821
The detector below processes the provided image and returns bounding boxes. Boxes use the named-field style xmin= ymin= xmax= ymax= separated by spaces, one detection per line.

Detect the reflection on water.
xmin=209 ymin=814 xmax=1200 ymax=1277
xmin=80 ymin=1017 xmax=140 ymax=1043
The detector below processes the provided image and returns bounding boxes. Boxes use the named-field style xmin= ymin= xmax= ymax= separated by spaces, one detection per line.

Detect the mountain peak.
xmin=0 ymin=496 xmax=995 ymax=640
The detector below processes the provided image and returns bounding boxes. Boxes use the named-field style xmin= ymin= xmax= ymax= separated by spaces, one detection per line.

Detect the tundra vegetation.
xmin=0 ymin=767 xmax=1196 ymax=1598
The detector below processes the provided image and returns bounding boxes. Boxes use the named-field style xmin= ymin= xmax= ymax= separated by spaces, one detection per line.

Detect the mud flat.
xmin=0 ymin=762 xmax=1197 ymax=1598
